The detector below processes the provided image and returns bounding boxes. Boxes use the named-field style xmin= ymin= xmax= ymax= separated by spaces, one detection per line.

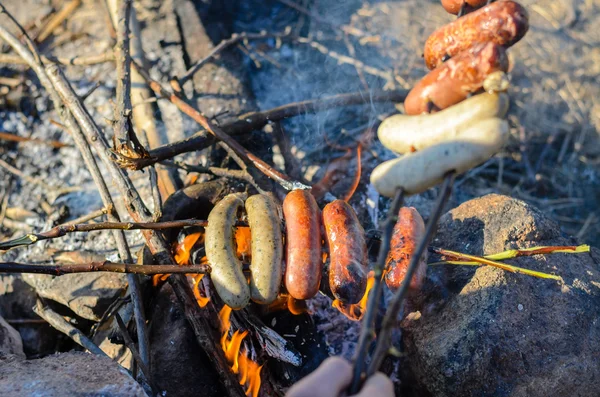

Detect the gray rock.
xmin=22 ymin=273 xmax=127 ymax=321
xmin=0 ymin=351 xmax=147 ymax=396
xmin=402 ymin=194 xmax=600 ymax=397
xmin=0 ymin=315 xmax=24 ymax=358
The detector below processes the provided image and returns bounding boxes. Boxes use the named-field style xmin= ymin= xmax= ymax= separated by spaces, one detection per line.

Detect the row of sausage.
xmin=205 ymin=190 xmax=426 ymax=309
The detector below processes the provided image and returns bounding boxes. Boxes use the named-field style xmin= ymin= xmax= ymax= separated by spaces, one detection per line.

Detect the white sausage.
xmin=377 ymin=92 xmax=509 ymax=154
xmin=246 ymin=194 xmax=283 ymax=304
xmin=371 ymin=118 xmax=509 ymax=197
xmin=205 ymin=193 xmax=250 ymax=309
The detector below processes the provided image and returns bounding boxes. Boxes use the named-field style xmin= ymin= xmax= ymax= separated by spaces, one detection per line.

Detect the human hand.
xmin=285 ymin=357 xmax=394 ymax=397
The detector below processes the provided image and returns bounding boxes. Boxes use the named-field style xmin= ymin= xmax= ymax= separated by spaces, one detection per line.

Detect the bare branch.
xmin=0 ymin=261 xmax=209 ymax=275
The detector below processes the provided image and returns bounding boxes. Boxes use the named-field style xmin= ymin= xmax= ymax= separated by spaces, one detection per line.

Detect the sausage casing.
xmin=371 ymin=118 xmax=509 ymax=197
xmin=323 ymin=200 xmax=368 ymax=304
xmin=205 ymin=193 xmax=250 ymax=309
xmin=246 ymin=194 xmax=284 ymax=304
xmin=424 ymin=0 xmax=529 ymax=69
xmin=379 ymin=92 xmax=509 ymax=154
xmin=385 ymin=207 xmax=427 ymax=292
xmin=283 ymin=190 xmax=322 ymax=300
xmin=406 ymin=42 xmax=509 ymax=115
xmin=441 ymin=0 xmax=488 ymax=15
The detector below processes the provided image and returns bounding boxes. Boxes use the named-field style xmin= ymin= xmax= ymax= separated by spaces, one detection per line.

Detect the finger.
xmin=286 ymin=357 xmax=353 ymax=397
xmin=354 ymin=372 xmax=394 ymax=397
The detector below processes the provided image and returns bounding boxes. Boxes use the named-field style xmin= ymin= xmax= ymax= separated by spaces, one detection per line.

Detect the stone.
xmin=0 ymin=315 xmax=24 ymax=358
xmin=0 ymin=351 xmax=147 ymax=396
xmin=401 ymin=194 xmax=600 ymax=397
xmin=22 ymin=273 xmax=127 ymax=321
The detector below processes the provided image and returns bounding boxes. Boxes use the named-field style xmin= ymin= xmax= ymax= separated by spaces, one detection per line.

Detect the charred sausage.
xmin=441 ymin=0 xmax=488 ymax=15
xmin=323 ymin=200 xmax=368 ymax=304
xmin=384 ymin=207 xmax=427 ymax=292
xmin=406 ymin=42 xmax=509 ymax=115
xmin=424 ymin=0 xmax=529 ymax=69
xmin=283 ymin=190 xmax=322 ymax=300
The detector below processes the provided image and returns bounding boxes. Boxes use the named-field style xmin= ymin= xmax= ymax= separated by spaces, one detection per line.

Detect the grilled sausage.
xmin=406 ymin=42 xmax=509 ymax=115
xmin=379 ymin=92 xmax=509 ymax=154
xmin=246 ymin=194 xmax=284 ymax=304
xmin=371 ymin=117 xmax=509 ymax=197
xmin=441 ymin=0 xmax=488 ymax=15
xmin=205 ymin=193 xmax=250 ymax=309
xmin=283 ymin=190 xmax=322 ymax=300
xmin=424 ymin=0 xmax=529 ymax=69
xmin=384 ymin=207 xmax=427 ymax=292
xmin=323 ymin=200 xmax=368 ymax=304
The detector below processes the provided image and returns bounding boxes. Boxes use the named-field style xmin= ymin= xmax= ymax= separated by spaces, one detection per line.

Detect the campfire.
xmin=1 ymin=0 xmax=597 ymax=396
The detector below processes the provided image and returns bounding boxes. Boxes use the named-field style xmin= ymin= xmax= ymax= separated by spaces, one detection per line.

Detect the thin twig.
xmin=0 ymin=131 xmax=69 ymax=148
xmin=34 ymin=300 xmax=108 ymax=357
xmin=0 ymin=261 xmax=209 ymax=275
xmin=0 ymin=218 xmax=235 ymax=250
xmin=365 ymin=174 xmax=455 ymax=381
xmin=350 ymin=187 xmax=405 ymax=393
xmin=127 ymin=89 xmax=408 ymax=170
xmin=0 ymin=51 xmax=115 ymax=66
xmin=133 ymin=61 xmax=306 ymax=191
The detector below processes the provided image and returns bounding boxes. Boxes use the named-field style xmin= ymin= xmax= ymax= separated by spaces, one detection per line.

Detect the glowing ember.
xmin=332 ymin=271 xmax=375 ymax=321
xmin=219 ymin=306 xmax=263 ymax=396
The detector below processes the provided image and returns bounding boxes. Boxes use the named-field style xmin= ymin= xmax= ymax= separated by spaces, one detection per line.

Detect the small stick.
xmin=0 ymin=131 xmax=69 ymax=148
xmin=133 ymin=61 xmax=307 ymax=191
xmin=365 ymin=173 xmax=455 ymax=381
xmin=65 ymin=207 xmax=108 ymax=225
xmin=0 ymin=51 xmax=115 ymax=66
xmin=0 ymin=261 xmax=209 ymax=275
xmin=34 ymin=300 xmax=108 ymax=357
xmin=350 ymin=187 xmax=405 ymax=393
xmin=35 ymin=0 xmax=82 ymax=43
xmin=0 ymin=218 xmax=216 ymax=250
xmin=127 ymin=89 xmax=408 ymax=170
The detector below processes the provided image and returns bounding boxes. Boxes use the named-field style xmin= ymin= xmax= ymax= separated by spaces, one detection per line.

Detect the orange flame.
xmin=332 ymin=271 xmax=375 ymax=321
xmin=287 ymin=295 xmax=308 ymax=315
xmin=174 ymin=232 xmax=203 ymax=265
xmin=235 ymin=226 xmax=252 ymax=262
xmin=219 ymin=306 xmax=263 ymax=397
xmin=192 ymin=274 xmax=210 ymax=307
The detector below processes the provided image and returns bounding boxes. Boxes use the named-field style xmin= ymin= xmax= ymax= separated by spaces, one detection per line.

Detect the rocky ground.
xmin=0 ymin=0 xmax=599 ymax=396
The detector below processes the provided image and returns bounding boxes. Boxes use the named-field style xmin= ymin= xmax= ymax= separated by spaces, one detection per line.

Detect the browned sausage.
xmin=323 ymin=200 xmax=368 ymax=304
xmin=405 ymin=42 xmax=508 ymax=115
xmin=441 ymin=0 xmax=487 ymax=15
xmin=424 ymin=0 xmax=528 ymax=69
xmin=283 ymin=190 xmax=322 ymax=300
xmin=384 ymin=207 xmax=427 ymax=292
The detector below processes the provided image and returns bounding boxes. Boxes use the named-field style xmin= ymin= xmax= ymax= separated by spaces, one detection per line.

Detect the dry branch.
xmin=0 ymin=261 xmax=209 ymax=275
xmin=35 ymin=0 xmax=81 ymax=43
xmin=128 ymin=89 xmax=408 ymax=170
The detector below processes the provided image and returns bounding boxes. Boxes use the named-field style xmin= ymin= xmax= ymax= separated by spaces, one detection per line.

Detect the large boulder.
xmin=0 ymin=351 xmax=147 ymax=396
xmin=402 ymin=194 xmax=600 ymax=397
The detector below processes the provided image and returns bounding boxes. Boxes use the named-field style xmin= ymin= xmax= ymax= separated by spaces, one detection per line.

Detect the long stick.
xmin=350 ymin=188 xmax=405 ymax=392
xmin=0 ymin=218 xmax=250 ymax=250
xmin=0 ymin=261 xmax=209 ymax=275
xmin=128 ymin=89 xmax=408 ymax=170
xmin=365 ymin=174 xmax=455 ymax=380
